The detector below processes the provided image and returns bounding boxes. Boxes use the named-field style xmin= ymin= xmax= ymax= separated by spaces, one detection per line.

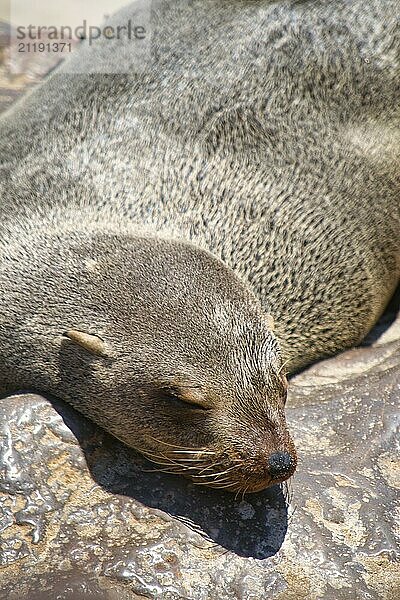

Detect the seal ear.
xmin=64 ymin=329 xmax=107 ymax=356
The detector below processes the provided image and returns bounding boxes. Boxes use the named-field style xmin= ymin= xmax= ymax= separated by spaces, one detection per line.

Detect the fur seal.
xmin=0 ymin=0 xmax=399 ymax=492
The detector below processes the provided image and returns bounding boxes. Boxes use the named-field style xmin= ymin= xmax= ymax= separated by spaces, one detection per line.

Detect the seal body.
xmin=0 ymin=0 xmax=399 ymax=491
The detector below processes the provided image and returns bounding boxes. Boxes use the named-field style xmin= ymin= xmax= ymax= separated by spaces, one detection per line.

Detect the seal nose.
xmin=267 ymin=451 xmax=295 ymax=480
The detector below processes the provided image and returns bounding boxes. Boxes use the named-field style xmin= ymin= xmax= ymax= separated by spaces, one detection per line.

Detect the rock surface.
xmin=1 ymin=307 xmax=399 ymax=600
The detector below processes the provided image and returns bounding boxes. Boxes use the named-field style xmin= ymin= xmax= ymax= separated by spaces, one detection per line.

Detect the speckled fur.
xmin=0 ymin=1 xmax=398 ymax=490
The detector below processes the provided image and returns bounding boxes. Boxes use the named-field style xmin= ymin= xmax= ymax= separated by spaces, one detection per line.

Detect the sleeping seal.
xmin=0 ymin=0 xmax=399 ymax=492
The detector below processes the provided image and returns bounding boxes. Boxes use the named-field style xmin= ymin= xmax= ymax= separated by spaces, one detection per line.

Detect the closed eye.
xmin=161 ymin=388 xmax=210 ymax=411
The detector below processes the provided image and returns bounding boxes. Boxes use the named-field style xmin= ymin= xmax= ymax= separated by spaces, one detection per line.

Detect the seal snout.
xmin=267 ymin=451 xmax=296 ymax=481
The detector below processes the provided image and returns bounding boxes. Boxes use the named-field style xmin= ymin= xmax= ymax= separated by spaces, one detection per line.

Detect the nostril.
xmin=267 ymin=451 xmax=295 ymax=479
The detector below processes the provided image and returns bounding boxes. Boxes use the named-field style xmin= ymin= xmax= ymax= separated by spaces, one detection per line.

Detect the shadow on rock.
xmin=362 ymin=282 xmax=400 ymax=345
xmin=50 ymin=396 xmax=289 ymax=560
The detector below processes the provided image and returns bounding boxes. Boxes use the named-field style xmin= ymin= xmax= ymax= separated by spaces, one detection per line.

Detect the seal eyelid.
xmin=161 ymin=387 xmax=210 ymax=411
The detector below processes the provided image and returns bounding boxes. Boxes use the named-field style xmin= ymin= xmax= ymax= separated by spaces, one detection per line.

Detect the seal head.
xmin=1 ymin=229 xmax=297 ymax=492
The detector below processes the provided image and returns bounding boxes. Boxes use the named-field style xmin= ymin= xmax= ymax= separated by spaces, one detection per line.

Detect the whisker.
xmin=211 ymin=481 xmax=240 ymax=490
xmin=197 ymin=461 xmax=226 ymax=476
xmin=143 ymin=454 xmax=218 ymax=475
xmin=172 ymin=458 xmax=210 ymax=464
xmin=278 ymin=358 xmax=291 ymax=376
xmin=147 ymin=435 xmax=211 ymax=451
xmin=142 ymin=449 xmax=209 ymax=466
xmin=170 ymin=450 xmax=216 ymax=456
xmin=193 ymin=466 xmax=238 ymax=480
xmin=193 ymin=476 xmax=233 ymax=485
xmin=193 ymin=478 xmax=240 ymax=490
xmin=139 ymin=444 xmax=253 ymax=493
xmin=141 ymin=451 xmax=180 ymax=465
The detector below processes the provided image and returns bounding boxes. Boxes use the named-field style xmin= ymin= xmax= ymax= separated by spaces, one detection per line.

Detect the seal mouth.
xmin=142 ymin=446 xmax=297 ymax=493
